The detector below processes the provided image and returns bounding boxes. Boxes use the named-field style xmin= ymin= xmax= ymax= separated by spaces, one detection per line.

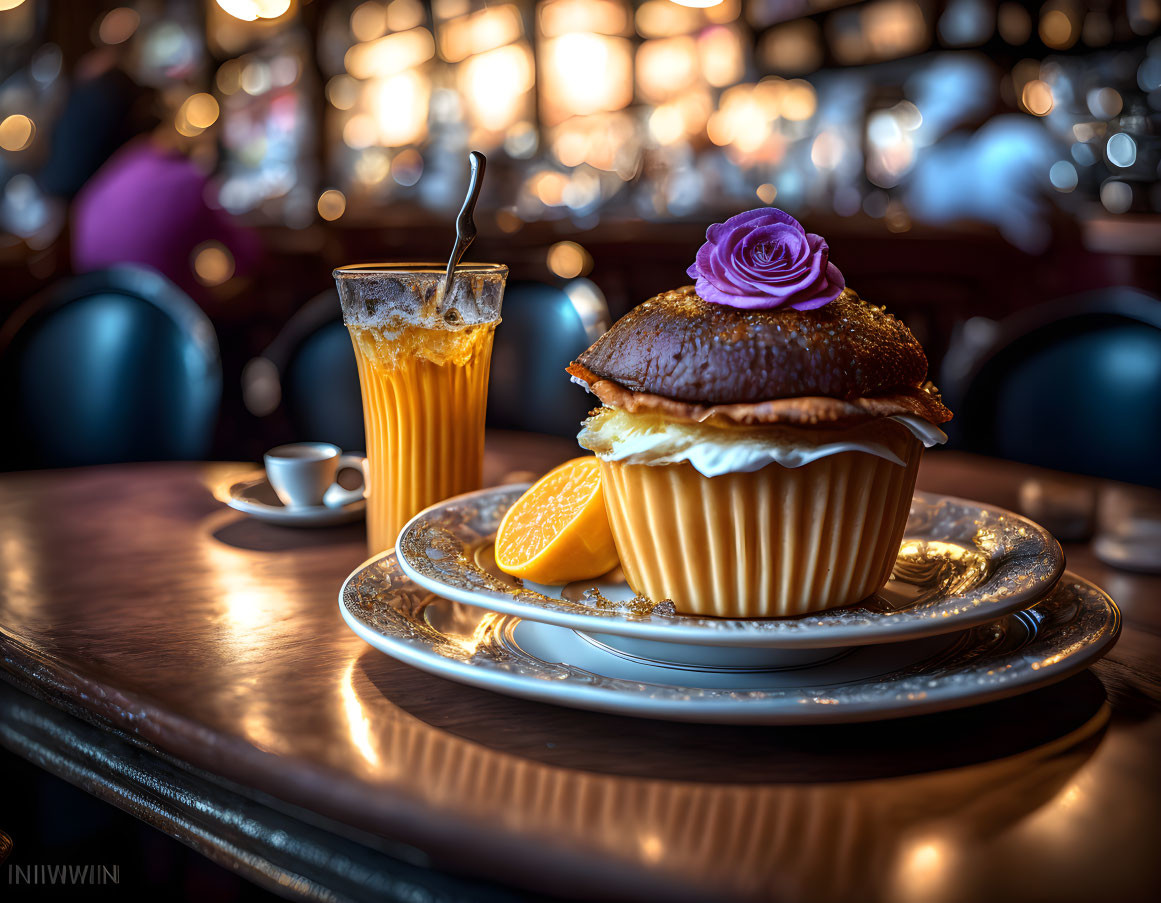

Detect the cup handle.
xmin=324 ymin=454 xmax=367 ymax=509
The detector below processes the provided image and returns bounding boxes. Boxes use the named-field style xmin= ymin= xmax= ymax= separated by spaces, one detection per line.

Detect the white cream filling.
xmin=578 ymin=409 xmax=947 ymax=478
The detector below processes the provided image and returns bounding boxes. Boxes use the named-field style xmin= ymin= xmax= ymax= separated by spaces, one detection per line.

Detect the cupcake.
xmin=567 ymin=209 xmax=952 ymax=618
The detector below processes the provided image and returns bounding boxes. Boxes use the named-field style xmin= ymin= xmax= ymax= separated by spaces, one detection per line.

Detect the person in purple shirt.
xmin=71 ymin=136 xmax=261 ymax=309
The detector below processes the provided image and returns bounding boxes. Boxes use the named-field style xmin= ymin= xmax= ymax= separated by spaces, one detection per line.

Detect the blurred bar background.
xmin=1 ymin=4 xmax=1160 ymax=896
xmin=1 ymin=0 xmax=1159 ymax=466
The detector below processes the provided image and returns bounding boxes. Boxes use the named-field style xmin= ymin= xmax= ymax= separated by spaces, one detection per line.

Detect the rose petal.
xmin=690 ymin=207 xmax=845 ymax=311
xmin=694 ymin=240 xmax=718 ymax=283
xmin=739 ymin=225 xmax=807 ymax=275
xmin=696 ymin=276 xmax=781 ymax=309
xmin=788 ymin=261 xmax=845 ymax=310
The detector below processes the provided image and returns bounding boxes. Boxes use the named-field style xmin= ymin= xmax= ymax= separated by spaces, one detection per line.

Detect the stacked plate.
xmin=340 ymin=487 xmax=1120 ymax=724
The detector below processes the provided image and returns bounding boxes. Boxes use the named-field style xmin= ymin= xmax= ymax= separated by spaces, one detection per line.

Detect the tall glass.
xmin=334 ymin=263 xmax=507 ymax=555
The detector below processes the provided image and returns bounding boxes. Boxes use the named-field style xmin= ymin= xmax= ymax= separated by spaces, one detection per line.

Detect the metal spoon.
xmin=443 ymin=151 xmax=486 ymax=299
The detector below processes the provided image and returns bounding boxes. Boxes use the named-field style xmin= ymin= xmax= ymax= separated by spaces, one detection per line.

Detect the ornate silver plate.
xmin=340 ymin=558 xmax=1119 ymax=724
xmin=395 ymin=487 xmax=1064 ymax=649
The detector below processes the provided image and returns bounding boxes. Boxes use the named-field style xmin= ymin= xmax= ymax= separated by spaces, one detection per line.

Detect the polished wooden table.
xmin=1 ymin=434 xmax=1158 ymax=903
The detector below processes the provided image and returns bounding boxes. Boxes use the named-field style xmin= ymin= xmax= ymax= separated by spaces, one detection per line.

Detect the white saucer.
xmin=226 ymin=476 xmax=365 ymax=527
xmin=395 ymin=487 xmax=1064 ymax=650
xmin=340 ymin=556 xmax=1119 ymax=725
xmin=1093 ymin=532 xmax=1161 ymax=574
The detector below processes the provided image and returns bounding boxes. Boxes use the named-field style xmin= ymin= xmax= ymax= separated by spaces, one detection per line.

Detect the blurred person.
xmin=901 ymin=55 xmax=1059 ymax=253
xmin=37 ymin=48 xmax=159 ymax=201
xmin=906 ymin=115 xmax=1058 ymax=254
xmin=60 ymin=51 xmax=265 ymax=463
xmin=70 ymin=129 xmax=262 ymax=311
xmin=0 ymin=48 xmax=150 ymax=321
xmin=68 ymin=120 xmax=265 ymax=461
xmin=61 ymin=43 xmax=260 ymax=312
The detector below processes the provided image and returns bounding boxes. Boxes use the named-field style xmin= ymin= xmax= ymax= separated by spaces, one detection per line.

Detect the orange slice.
xmin=494 ymin=457 xmax=619 ymax=584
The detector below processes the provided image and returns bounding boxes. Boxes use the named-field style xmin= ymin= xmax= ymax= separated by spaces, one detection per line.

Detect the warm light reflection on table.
xmin=0 ymin=452 xmax=1158 ymax=903
xmin=341 ymin=659 xmax=382 ymax=769
xmin=327 ymin=651 xmax=1113 ymax=902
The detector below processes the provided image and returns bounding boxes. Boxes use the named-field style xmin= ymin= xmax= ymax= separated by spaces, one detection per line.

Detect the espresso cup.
xmin=263 ymin=443 xmax=366 ymax=510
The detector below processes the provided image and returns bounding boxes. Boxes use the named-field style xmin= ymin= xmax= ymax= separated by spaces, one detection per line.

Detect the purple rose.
xmin=686 ymin=208 xmax=845 ymax=311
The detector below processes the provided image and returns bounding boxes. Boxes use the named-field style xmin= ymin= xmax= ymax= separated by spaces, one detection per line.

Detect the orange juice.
xmin=349 ymin=320 xmax=496 ymax=552
xmin=335 ymin=264 xmax=506 ymax=555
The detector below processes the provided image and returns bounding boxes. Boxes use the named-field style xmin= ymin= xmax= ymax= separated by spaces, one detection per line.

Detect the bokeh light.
xmin=98 ymin=7 xmax=140 ymax=45
xmin=350 ymin=1 xmax=387 ymax=42
xmin=547 ymin=241 xmax=592 ymax=278
xmin=698 ymin=26 xmax=744 ymax=88
xmin=439 ymin=5 xmax=522 ymax=63
xmin=1071 ymin=142 xmax=1097 ymax=166
xmin=343 ymin=114 xmax=377 ymax=149
xmin=1100 ymin=180 xmax=1132 ymax=214
xmin=998 ymin=4 xmax=1032 ymax=43
xmin=354 ymin=148 xmax=391 ymax=185
xmin=636 ymin=1 xmax=700 ymax=37
xmin=495 ymin=209 xmax=523 ymax=233
xmin=370 ymin=70 xmax=430 ymax=146
xmin=344 ymin=27 xmax=434 ymax=80
xmin=192 ymin=241 xmax=236 ymax=286
xmin=240 ymin=60 xmax=272 ymax=95
xmin=542 ymin=33 xmax=633 ymax=123
xmin=1039 ymin=8 xmax=1076 ymax=50
xmin=391 ymin=149 xmax=423 ymax=186
xmin=1106 ymin=133 xmax=1137 ymax=168
xmin=326 ymin=75 xmax=359 ymax=110
xmin=241 ymin=357 xmax=281 ymax=417
xmin=317 ymin=189 xmax=347 ymax=221
xmin=0 ymin=114 xmax=35 ymax=152
xmin=648 ymin=104 xmax=685 ymax=145
xmin=781 ymin=80 xmax=818 ymax=121
xmin=460 ymin=43 xmax=535 ymax=131
xmin=386 ymin=0 xmax=424 ymax=32
xmin=1049 ymin=160 xmax=1078 ymax=192
xmin=216 ymin=60 xmax=243 ymax=94
xmin=30 ymin=44 xmax=62 ymax=84
xmin=183 ymin=94 xmax=220 ymax=129
xmin=811 ymin=130 xmax=844 ymax=170
xmin=216 ymin=0 xmax=292 ymax=22
xmin=885 ymin=201 xmax=911 ymax=232
xmin=1087 ymin=87 xmax=1123 ymax=119
xmin=1021 ymin=80 xmax=1054 ymax=116
xmin=532 ymin=170 xmax=569 ymax=205
xmin=0 ymin=0 xmax=1149 ymax=255
xmin=636 ymin=37 xmax=698 ymax=104
xmin=759 ymin=20 xmax=823 ymax=75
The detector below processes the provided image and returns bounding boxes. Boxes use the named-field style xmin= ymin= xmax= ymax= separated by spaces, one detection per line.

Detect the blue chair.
xmin=487 ymin=279 xmax=610 ymax=437
xmin=944 ymin=288 xmax=1161 ymax=487
xmin=0 ymin=266 xmax=221 ymax=469
xmin=257 ymin=288 xmax=365 ymax=453
xmin=261 ymin=279 xmax=611 ymax=447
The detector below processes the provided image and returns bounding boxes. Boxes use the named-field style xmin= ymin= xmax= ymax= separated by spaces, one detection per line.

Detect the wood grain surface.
xmin=0 ymin=434 xmax=1158 ymax=903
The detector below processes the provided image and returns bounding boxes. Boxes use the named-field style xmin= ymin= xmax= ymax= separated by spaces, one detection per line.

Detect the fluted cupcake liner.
xmin=599 ymin=439 xmax=922 ymax=618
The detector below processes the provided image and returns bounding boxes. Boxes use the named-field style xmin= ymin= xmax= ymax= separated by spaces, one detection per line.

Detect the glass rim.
xmin=333 ymin=262 xmax=508 ymax=277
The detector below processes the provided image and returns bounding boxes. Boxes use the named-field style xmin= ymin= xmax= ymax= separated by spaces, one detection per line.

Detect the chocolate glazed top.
xmin=571 ymin=286 xmax=952 ymax=424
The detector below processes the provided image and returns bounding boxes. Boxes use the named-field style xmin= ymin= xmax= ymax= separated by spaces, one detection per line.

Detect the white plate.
xmin=340 ymin=557 xmax=1119 ymax=725
xmin=226 ymin=476 xmax=364 ymax=527
xmin=395 ymin=487 xmax=1064 ymax=649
